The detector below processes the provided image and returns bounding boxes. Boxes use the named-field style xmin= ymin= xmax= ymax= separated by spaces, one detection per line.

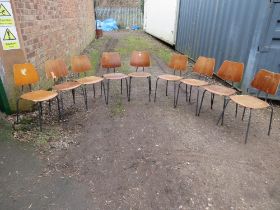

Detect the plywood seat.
xmin=21 ymin=90 xmax=58 ymax=102
xmin=103 ymin=73 xmax=128 ymax=80
xmin=128 ymin=72 xmax=151 ymax=78
xmin=180 ymin=78 xmax=209 ymax=87
xmin=76 ymin=76 xmax=104 ymax=85
xmin=230 ymin=95 xmax=269 ymax=109
xmin=203 ymin=84 xmax=236 ymax=96
xmin=158 ymin=74 xmax=182 ymax=81
xmin=53 ymin=81 xmax=81 ymax=91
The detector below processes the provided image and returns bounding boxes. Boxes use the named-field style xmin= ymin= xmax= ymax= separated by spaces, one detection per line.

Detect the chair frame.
xmin=14 ymin=64 xmax=61 ymax=131
xmin=128 ymin=51 xmax=152 ymax=102
xmin=216 ymin=70 xmax=279 ymax=143
xmin=154 ymin=53 xmax=188 ymax=108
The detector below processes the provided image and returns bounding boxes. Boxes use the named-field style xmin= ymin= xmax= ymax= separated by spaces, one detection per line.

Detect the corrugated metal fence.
xmin=95 ymin=7 xmax=143 ymax=28
xmin=176 ymin=0 xmax=267 ymax=71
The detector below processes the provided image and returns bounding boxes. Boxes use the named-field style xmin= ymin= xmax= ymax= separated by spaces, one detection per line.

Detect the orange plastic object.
xmin=193 ymin=56 xmax=216 ymax=77
xmin=251 ymin=69 xmax=280 ymax=95
xmin=217 ymin=60 xmax=244 ymax=83
xmin=101 ymin=52 xmax=122 ymax=69
xmin=13 ymin=63 xmax=39 ymax=86
xmin=168 ymin=53 xmax=188 ymax=71
xmin=130 ymin=51 xmax=150 ymax=68
xmin=72 ymin=55 xmax=92 ymax=73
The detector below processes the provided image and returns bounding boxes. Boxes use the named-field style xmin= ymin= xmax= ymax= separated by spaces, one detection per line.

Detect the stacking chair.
xmin=176 ymin=56 xmax=215 ymax=115
xmin=128 ymin=51 xmax=152 ymax=102
xmin=101 ymin=52 xmax=129 ymax=104
xmin=198 ymin=60 xmax=244 ymax=120
xmin=45 ymin=59 xmax=81 ymax=115
xmin=217 ymin=69 xmax=280 ymax=143
xmin=154 ymin=53 xmax=188 ymax=107
xmin=71 ymin=55 xmax=105 ymax=110
xmin=14 ymin=63 xmax=60 ymax=131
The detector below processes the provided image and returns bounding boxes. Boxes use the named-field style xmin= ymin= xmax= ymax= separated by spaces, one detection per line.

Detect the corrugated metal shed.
xmin=176 ymin=0 xmax=280 ymax=98
xmin=95 ymin=7 xmax=143 ymax=29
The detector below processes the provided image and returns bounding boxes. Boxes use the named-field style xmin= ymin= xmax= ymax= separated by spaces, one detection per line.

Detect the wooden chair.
xmin=101 ymin=52 xmax=129 ymax=104
xmin=176 ymin=56 xmax=215 ymax=115
xmin=217 ymin=69 xmax=280 ymax=143
xmin=71 ymin=55 xmax=105 ymax=110
xmin=154 ymin=53 xmax=188 ymax=107
xmin=45 ymin=59 xmax=81 ymax=116
xmin=198 ymin=60 xmax=244 ymax=120
xmin=128 ymin=51 xmax=152 ymax=102
xmin=14 ymin=63 xmax=60 ymax=131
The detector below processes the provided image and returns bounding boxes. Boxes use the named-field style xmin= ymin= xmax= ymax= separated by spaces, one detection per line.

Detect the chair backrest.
xmin=101 ymin=52 xmax=121 ymax=69
xmin=217 ymin=60 xmax=244 ymax=83
xmin=251 ymin=69 xmax=280 ymax=95
xmin=130 ymin=51 xmax=150 ymax=68
xmin=168 ymin=53 xmax=188 ymax=72
xmin=71 ymin=55 xmax=92 ymax=73
xmin=193 ymin=56 xmax=216 ymax=77
xmin=45 ymin=59 xmax=69 ymax=80
xmin=13 ymin=63 xmax=39 ymax=86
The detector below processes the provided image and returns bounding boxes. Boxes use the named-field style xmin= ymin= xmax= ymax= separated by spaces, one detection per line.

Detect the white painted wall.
xmin=144 ymin=0 xmax=180 ymax=45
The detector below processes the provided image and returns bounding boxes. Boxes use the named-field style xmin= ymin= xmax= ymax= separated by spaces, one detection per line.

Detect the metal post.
xmin=148 ymin=76 xmax=151 ymax=102
xmin=16 ymin=99 xmax=20 ymax=123
xmin=185 ymin=84 xmax=188 ymax=102
xmin=198 ymin=90 xmax=207 ymax=116
xmin=196 ymin=89 xmax=200 ymax=116
xmin=268 ymin=106 xmax=273 ymax=136
xmin=106 ymin=80 xmax=110 ymax=105
xmin=211 ymin=94 xmax=215 ymax=109
xmin=173 ymin=81 xmax=176 ymax=108
xmin=235 ymin=104 xmax=238 ymax=118
xmin=176 ymin=82 xmax=181 ymax=108
xmin=128 ymin=77 xmax=132 ymax=101
xmin=125 ymin=78 xmax=129 ymax=101
xmin=242 ymin=107 xmax=246 ymax=121
xmin=38 ymin=102 xmax=43 ymax=132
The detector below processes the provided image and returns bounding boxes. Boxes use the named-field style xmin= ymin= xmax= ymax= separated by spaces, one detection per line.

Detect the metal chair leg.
xmin=235 ymin=104 xmax=238 ymax=118
xmin=195 ymin=88 xmax=200 ymax=116
xmin=101 ymin=82 xmax=103 ymax=96
xmin=16 ymin=98 xmax=20 ymax=123
xmin=198 ymin=90 xmax=207 ymax=116
xmin=72 ymin=89 xmax=76 ymax=104
xmin=211 ymin=93 xmax=215 ymax=109
xmin=83 ymin=85 xmax=88 ymax=110
xmin=148 ymin=76 xmax=151 ymax=102
xmin=166 ymin=81 xmax=168 ymax=96
xmin=60 ymin=93 xmax=64 ymax=116
xmin=125 ymin=78 xmax=129 ymax=101
xmin=189 ymin=86 xmax=193 ymax=103
xmin=245 ymin=109 xmax=252 ymax=144
xmin=268 ymin=106 xmax=273 ymax=136
xmin=102 ymin=81 xmax=106 ymax=103
xmin=93 ymin=84 xmax=96 ymax=98
xmin=186 ymin=84 xmax=188 ymax=102
xmin=154 ymin=78 xmax=159 ymax=102
xmin=221 ymin=96 xmax=227 ymax=126
xmin=128 ymin=77 xmax=132 ymax=102
xmin=56 ymin=96 xmax=61 ymax=120
xmin=38 ymin=102 xmax=43 ymax=132
xmin=106 ymin=80 xmax=110 ymax=105
xmin=121 ymin=79 xmax=123 ymax=95
xmin=173 ymin=81 xmax=177 ymax=108
xmin=175 ymin=82 xmax=182 ymax=108
xmin=48 ymin=100 xmax=52 ymax=113
xmin=217 ymin=98 xmax=230 ymax=126
xmin=242 ymin=107 xmax=246 ymax=121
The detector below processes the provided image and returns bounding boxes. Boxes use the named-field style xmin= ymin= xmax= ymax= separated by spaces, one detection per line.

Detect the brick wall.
xmin=13 ymin=0 xmax=95 ymax=73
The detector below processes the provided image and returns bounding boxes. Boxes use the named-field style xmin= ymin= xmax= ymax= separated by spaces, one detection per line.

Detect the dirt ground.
xmin=1 ymin=31 xmax=280 ymax=210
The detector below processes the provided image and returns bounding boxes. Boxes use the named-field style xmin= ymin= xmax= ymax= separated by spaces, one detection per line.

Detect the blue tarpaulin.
xmin=96 ymin=19 xmax=118 ymax=32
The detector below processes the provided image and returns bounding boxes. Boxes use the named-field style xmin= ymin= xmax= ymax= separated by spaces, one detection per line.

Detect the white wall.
xmin=144 ymin=0 xmax=180 ymax=45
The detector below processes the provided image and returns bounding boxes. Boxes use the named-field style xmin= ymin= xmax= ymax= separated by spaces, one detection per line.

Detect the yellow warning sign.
xmin=3 ymin=28 xmax=15 ymax=40
xmin=0 ymin=3 xmax=11 ymax=16
xmin=0 ymin=26 xmax=20 ymax=50
xmin=0 ymin=2 xmax=14 ymax=26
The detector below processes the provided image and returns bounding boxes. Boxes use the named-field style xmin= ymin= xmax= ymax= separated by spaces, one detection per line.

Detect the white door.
xmin=144 ymin=0 xmax=180 ymax=45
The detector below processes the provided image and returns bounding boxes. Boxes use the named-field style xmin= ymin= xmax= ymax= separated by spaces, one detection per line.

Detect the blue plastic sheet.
xmin=131 ymin=25 xmax=140 ymax=30
xmin=96 ymin=19 xmax=119 ymax=32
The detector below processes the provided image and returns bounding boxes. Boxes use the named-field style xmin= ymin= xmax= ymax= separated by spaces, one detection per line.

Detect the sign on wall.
xmin=0 ymin=0 xmax=20 ymax=50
